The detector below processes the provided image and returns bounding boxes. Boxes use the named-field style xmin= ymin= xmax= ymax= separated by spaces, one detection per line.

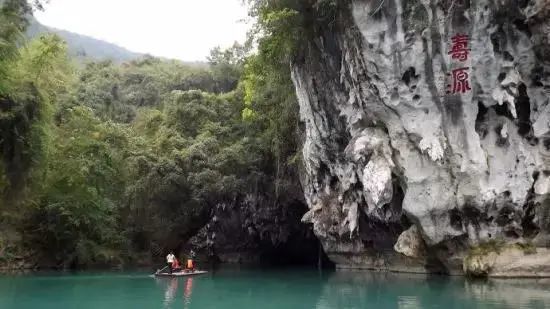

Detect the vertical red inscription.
xmin=448 ymin=34 xmax=470 ymax=62
xmin=447 ymin=67 xmax=471 ymax=94
xmin=447 ymin=33 xmax=471 ymax=94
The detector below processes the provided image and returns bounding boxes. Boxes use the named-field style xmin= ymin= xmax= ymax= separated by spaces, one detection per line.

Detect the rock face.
xmin=187 ymin=187 xmax=325 ymax=266
xmin=293 ymin=0 xmax=550 ymax=276
xmin=464 ymin=246 xmax=550 ymax=277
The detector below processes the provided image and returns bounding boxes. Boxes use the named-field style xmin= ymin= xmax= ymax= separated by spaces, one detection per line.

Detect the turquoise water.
xmin=1 ymin=268 xmax=550 ymax=309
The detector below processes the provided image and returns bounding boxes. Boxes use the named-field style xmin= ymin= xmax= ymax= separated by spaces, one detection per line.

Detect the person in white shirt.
xmin=166 ymin=252 xmax=176 ymax=274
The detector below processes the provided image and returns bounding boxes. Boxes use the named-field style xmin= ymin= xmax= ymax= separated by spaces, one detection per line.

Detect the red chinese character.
xmin=448 ymin=34 xmax=470 ymax=62
xmin=447 ymin=67 xmax=471 ymax=94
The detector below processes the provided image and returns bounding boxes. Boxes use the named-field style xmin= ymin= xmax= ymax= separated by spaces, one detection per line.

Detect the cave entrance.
xmin=257 ymin=199 xmax=334 ymax=268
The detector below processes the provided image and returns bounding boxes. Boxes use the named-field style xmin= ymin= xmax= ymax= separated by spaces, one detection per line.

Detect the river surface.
xmin=1 ymin=267 xmax=550 ymax=309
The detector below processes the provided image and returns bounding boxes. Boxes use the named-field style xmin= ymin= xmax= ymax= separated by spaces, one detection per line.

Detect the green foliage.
xmin=207 ymin=43 xmax=247 ymax=66
xmin=248 ymin=2 xmax=304 ymax=66
xmin=0 ymin=34 xmax=72 ymax=206
xmin=13 ymin=34 xmax=73 ymax=100
xmin=0 ymin=0 xmax=307 ymax=270
xmin=514 ymin=241 xmax=537 ymax=255
xmin=207 ymin=42 xmax=247 ymax=93
xmin=466 ymin=239 xmax=506 ymax=259
xmin=465 ymin=240 xmax=538 ymax=271
xmin=241 ymin=2 xmax=305 ymax=192
xmin=0 ymin=0 xmax=32 ymax=95
xmin=72 ymin=54 xmax=245 ymax=124
xmin=242 ymin=54 xmax=299 ymax=167
xmin=246 ymin=0 xmax=341 ymax=65
xmin=466 ymin=239 xmax=538 ymax=259
xmin=24 ymin=106 xmax=128 ymax=267
xmin=0 ymin=85 xmax=43 ymax=202
xmin=122 ymin=88 xmax=260 ymax=254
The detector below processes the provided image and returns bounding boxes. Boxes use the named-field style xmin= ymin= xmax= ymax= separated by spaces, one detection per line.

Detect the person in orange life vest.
xmin=186 ymin=259 xmax=194 ymax=271
xmin=172 ymin=258 xmax=181 ymax=271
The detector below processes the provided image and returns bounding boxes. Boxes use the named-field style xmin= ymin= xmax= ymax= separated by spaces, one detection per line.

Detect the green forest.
xmin=0 ymin=0 xmax=338 ymax=269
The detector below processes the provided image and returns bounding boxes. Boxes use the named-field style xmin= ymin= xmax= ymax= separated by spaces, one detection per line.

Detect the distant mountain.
xmin=27 ymin=17 xmax=143 ymax=62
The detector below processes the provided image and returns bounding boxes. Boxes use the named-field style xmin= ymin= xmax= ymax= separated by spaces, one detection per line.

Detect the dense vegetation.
xmin=0 ymin=0 xmax=309 ymax=269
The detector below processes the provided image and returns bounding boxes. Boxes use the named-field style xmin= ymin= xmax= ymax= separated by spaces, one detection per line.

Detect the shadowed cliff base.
xmin=187 ymin=194 xmax=334 ymax=268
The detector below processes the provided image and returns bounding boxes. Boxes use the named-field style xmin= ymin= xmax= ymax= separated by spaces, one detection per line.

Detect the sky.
xmin=34 ymin=0 xmax=251 ymax=61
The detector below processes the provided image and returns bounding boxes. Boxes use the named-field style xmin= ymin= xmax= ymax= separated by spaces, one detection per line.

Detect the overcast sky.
xmin=34 ymin=0 xmax=250 ymax=61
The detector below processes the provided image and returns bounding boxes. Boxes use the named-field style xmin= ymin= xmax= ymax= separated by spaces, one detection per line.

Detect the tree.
xmin=0 ymin=34 xmax=72 ymax=208
xmin=208 ymin=43 xmax=247 ymax=93
xmin=24 ymin=106 xmax=128 ymax=268
xmin=0 ymin=0 xmax=32 ymax=94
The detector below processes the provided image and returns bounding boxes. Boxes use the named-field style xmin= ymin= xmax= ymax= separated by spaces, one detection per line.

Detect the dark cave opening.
xmin=513 ymin=18 xmax=532 ymax=37
xmin=475 ymin=101 xmax=489 ymax=139
xmin=475 ymin=84 xmax=534 ymax=145
xmin=257 ymin=199 xmax=334 ymax=268
xmin=195 ymin=195 xmax=335 ymax=269
xmin=357 ymin=174 xmax=408 ymax=251
xmin=522 ymin=180 xmax=541 ymax=238
xmin=391 ymin=175 xmax=407 ymax=225
xmin=258 ymin=235 xmax=334 ymax=268
xmin=449 ymin=208 xmax=463 ymax=231
xmin=401 ymin=67 xmax=419 ymax=86
xmin=493 ymin=102 xmax=514 ymax=118
xmin=515 ymin=83 xmax=533 ymax=137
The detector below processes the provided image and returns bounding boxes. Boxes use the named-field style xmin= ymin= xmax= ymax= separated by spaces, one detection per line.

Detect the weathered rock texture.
xmin=464 ymin=246 xmax=550 ymax=277
xmin=187 ymin=183 xmax=325 ymax=266
xmin=293 ymin=0 xmax=550 ymax=276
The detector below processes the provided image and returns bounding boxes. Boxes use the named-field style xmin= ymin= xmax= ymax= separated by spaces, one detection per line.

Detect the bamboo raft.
xmin=153 ymin=270 xmax=208 ymax=278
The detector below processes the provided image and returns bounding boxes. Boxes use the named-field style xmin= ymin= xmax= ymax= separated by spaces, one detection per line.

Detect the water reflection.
xmin=154 ymin=269 xmax=550 ymax=309
xmin=316 ymin=271 xmax=550 ymax=309
xmin=183 ymin=278 xmax=194 ymax=308
xmin=397 ymin=296 xmax=420 ymax=309
xmin=162 ymin=278 xmax=178 ymax=307
xmin=465 ymin=278 xmax=550 ymax=308
xmin=156 ymin=276 xmax=196 ymax=309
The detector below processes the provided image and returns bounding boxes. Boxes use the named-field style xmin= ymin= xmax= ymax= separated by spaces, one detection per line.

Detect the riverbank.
xmin=328 ymin=246 xmax=550 ymax=278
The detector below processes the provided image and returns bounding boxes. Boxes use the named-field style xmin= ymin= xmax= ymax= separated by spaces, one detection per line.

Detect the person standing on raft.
xmin=166 ymin=251 xmax=176 ymax=274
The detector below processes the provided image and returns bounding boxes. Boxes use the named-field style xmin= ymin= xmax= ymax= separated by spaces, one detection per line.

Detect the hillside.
xmin=27 ymin=17 xmax=142 ymax=62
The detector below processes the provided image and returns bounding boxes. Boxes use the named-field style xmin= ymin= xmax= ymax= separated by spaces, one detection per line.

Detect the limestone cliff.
xmin=293 ymin=0 xmax=550 ymax=276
